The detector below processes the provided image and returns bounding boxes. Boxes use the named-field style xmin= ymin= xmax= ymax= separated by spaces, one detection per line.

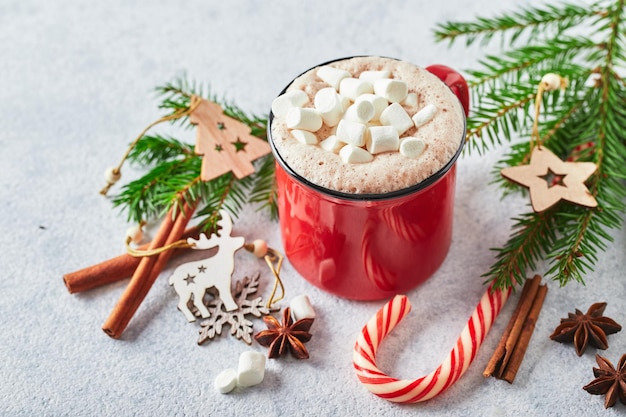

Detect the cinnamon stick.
xmin=483 ymin=275 xmax=545 ymax=380
xmin=501 ymin=284 xmax=548 ymax=383
xmin=63 ymin=225 xmax=202 ymax=294
xmin=102 ymin=201 xmax=196 ymax=338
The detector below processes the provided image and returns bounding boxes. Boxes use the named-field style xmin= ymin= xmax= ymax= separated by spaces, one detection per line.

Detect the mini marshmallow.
xmin=403 ymin=92 xmax=418 ymax=108
xmin=317 ymin=66 xmax=351 ymax=90
xmin=336 ymin=119 xmax=367 ymax=147
xmin=320 ymin=135 xmax=345 ymax=153
xmin=355 ymin=94 xmax=388 ymax=121
xmin=339 ymin=144 xmax=374 ymax=164
xmin=343 ymin=101 xmax=375 ymax=123
xmin=290 ymin=295 xmax=316 ymax=321
xmin=338 ymin=94 xmax=351 ymax=111
xmin=271 ymin=90 xmax=309 ymax=118
xmin=291 ymin=129 xmax=318 ymax=145
xmin=374 ymin=79 xmax=409 ymax=103
xmin=400 ymin=137 xmax=426 ymax=159
xmin=379 ymin=102 xmax=414 ymax=135
xmin=237 ymin=351 xmax=266 ymax=387
xmin=339 ymin=77 xmax=374 ymax=100
xmin=286 ymin=107 xmax=323 ymax=132
xmin=412 ymin=104 xmax=437 ymax=128
xmin=314 ymin=87 xmax=343 ymax=127
xmin=367 ymin=125 xmax=400 ymax=154
xmin=358 ymin=70 xmax=391 ymax=83
xmin=215 ymin=368 xmax=238 ymax=394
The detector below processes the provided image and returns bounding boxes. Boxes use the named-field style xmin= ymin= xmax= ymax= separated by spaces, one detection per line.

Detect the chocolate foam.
xmin=270 ymin=56 xmax=465 ymax=195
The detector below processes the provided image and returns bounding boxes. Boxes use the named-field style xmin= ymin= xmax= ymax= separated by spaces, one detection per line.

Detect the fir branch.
xmin=112 ymin=155 xmax=204 ymax=223
xmin=436 ymin=0 xmax=626 ymax=289
xmin=484 ymin=209 xmax=558 ymax=290
xmin=469 ymin=38 xmax=596 ymax=91
xmin=248 ymin=154 xmax=279 ymax=220
xmin=434 ymin=2 xmax=602 ymax=46
xmin=127 ymin=135 xmax=195 ymax=167
xmin=111 ymin=76 xmax=276 ymax=228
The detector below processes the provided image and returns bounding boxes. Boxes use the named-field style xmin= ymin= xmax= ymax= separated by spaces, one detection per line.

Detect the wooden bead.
xmin=104 ymin=167 xmax=121 ymax=185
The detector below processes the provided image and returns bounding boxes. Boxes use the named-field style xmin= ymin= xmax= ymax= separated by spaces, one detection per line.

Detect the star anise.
xmin=583 ymin=354 xmax=626 ymax=408
xmin=549 ymin=302 xmax=622 ymax=356
xmin=254 ymin=307 xmax=314 ymax=359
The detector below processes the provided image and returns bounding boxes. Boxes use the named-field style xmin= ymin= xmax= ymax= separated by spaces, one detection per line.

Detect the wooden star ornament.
xmin=501 ymin=146 xmax=598 ymax=212
xmin=189 ymin=99 xmax=270 ymax=181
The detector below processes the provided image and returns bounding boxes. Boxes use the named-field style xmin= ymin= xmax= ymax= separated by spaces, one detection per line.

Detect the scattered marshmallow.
xmin=339 ymin=144 xmax=374 ymax=164
xmin=237 ymin=351 xmax=266 ymax=388
xmin=379 ymin=102 xmax=414 ymax=135
xmin=336 ymin=119 xmax=367 ymax=147
xmin=374 ymin=79 xmax=408 ymax=103
xmin=367 ymin=126 xmax=400 ymax=154
xmin=339 ymin=77 xmax=374 ymax=100
xmin=343 ymin=101 xmax=375 ymax=123
xmin=291 ymin=129 xmax=318 ymax=145
xmin=290 ymin=295 xmax=316 ymax=321
xmin=320 ymin=135 xmax=345 ymax=153
xmin=412 ymin=104 xmax=437 ymax=128
xmin=400 ymin=137 xmax=426 ymax=159
xmin=317 ymin=65 xmax=351 ymax=90
xmin=354 ymin=94 xmax=388 ymax=121
xmin=403 ymin=92 xmax=418 ymax=108
xmin=215 ymin=368 xmax=238 ymax=394
xmin=286 ymin=107 xmax=323 ymax=132
xmin=358 ymin=70 xmax=391 ymax=83
xmin=271 ymin=90 xmax=309 ymax=118
xmin=314 ymin=87 xmax=343 ymax=127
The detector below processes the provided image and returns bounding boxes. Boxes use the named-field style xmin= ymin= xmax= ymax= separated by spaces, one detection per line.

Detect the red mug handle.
xmin=426 ymin=64 xmax=470 ymax=117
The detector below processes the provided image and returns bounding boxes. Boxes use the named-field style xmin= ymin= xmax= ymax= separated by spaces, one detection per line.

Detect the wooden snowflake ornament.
xmin=189 ymin=99 xmax=271 ymax=181
xmin=501 ymin=146 xmax=598 ymax=212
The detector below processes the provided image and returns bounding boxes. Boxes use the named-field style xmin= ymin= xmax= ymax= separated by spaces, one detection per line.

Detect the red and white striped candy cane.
xmin=353 ymin=285 xmax=511 ymax=403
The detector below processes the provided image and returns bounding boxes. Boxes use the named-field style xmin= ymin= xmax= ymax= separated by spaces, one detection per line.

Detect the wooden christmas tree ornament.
xmin=190 ymin=99 xmax=271 ymax=181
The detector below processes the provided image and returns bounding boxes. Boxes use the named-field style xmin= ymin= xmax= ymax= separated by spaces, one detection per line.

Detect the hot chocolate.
xmin=270 ymin=56 xmax=465 ymax=195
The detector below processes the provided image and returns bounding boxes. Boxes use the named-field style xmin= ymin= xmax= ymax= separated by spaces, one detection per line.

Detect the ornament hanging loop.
xmin=100 ymin=95 xmax=203 ymax=196
xmin=530 ymin=73 xmax=568 ymax=152
xmin=244 ymin=240 xmax=285 ymax=309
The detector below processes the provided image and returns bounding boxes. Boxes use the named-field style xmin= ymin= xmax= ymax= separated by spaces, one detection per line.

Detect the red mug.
xmin=269 ymin=60 xmax=470 ymax=300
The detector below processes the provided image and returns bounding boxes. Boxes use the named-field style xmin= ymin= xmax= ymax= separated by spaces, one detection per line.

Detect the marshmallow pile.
xmin=272 ymin=65 xmax=438 ymax=164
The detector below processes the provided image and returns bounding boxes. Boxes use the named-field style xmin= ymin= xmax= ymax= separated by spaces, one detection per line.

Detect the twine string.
xmin=126 ymin=235 xmax=285 ymax=309
xmin=100 ymin=95 xmax=203 ymax=195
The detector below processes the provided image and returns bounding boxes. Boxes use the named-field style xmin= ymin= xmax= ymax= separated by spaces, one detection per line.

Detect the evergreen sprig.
xmin=435 ymin=0 xmax=626 ymax=290
xmin=111 ymin=80 xmax=276 ymax=231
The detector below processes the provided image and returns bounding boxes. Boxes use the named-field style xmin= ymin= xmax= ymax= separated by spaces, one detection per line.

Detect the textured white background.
xmin=1 ymin=1 xmax=624 ymax=416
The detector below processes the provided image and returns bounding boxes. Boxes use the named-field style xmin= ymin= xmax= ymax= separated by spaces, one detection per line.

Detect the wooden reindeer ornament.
xmin=190 ymin=99 xmax=271 ymax=181
xmin=169 ymin=210 xmax=243 ymax=322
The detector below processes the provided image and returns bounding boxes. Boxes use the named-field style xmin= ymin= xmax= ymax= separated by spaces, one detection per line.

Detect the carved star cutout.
xmin=217 ymin=121 xmax=225 ymax=130
xmin=184 ymin=273 xmax=196 ymax=285
xmin=231 ymin=137 xmax=247 ymax=153
xmin=214 ymin=144 xmax=223 ymax=152
xmin=501 ymin=146 xmax=598 ymax=212
xmin=197 ymin=265 xmax=207 ymax=273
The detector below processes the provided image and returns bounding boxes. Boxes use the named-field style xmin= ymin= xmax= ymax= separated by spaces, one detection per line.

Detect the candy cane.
xmin=353 ymin=285 xmax=511 ymax=403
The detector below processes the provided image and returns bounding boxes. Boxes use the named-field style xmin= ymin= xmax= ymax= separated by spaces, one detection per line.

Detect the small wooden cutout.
xmin=168 ymin=210 xmax=244 ymax=322
xmin=189 ymin=99 xmax=271 ymax=181
xmin=501 ymin=146 xmax=598 ymax=212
